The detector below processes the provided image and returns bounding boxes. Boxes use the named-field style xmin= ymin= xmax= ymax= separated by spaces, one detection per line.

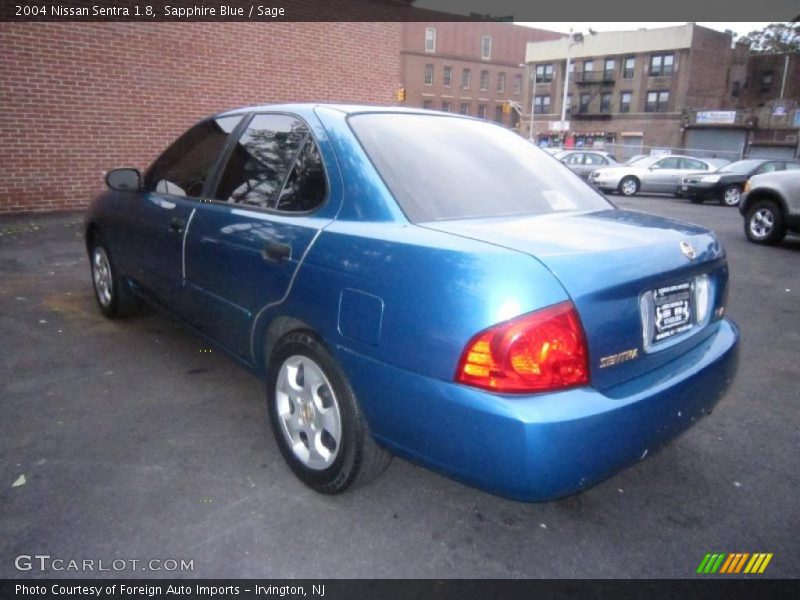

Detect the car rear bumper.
xmin=337 ymin=318 xmax=739 ymax=502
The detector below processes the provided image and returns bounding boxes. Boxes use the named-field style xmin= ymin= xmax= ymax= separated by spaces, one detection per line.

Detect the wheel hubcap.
xmin=749 ymin=208 xmax=774 ymax=239
xmin=276 ymin=355 xmax=342 ymax=470
xmin=622 ymin=180 xmax=636 ymax=195
xmin=724 ymin=188 xmax=740 ymax=206
xmin=92 ymin=248 xmax=113 ymax=307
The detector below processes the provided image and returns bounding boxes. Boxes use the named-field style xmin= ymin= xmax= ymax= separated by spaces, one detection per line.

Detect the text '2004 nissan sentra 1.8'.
xmin=85 ymin=105 xmax=739 ymax=501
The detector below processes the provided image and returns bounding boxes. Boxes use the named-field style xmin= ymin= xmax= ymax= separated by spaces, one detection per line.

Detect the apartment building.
xmin=401 ymin=22 xmax=561 ymax=126
xmin=524 ymin=24 xmax=751 ymax=159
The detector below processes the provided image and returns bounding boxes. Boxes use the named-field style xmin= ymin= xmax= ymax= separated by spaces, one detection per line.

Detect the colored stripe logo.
xmin=697 ymin=553 xmax=773 ymax=574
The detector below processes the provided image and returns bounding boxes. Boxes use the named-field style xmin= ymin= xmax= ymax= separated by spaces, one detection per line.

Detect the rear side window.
xmin=349 ymin=114 xmax=610 ymax=222
xmin=145 ymin=116 xmax=242 ymax=197
xmin=213 ymin=114 xmax=326 ymax=212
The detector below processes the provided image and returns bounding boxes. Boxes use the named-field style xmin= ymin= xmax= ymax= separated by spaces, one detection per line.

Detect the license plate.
xmin=652 ymin=282 xmax=694 ymax=343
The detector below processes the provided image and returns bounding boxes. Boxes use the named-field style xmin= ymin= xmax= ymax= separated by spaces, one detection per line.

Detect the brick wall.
xmin=0 ymin=22 xmax=400 ymax=213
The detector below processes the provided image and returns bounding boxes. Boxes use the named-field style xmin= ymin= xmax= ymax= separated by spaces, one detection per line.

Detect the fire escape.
xmin=572 ymin=68 xmax=616 ymax=120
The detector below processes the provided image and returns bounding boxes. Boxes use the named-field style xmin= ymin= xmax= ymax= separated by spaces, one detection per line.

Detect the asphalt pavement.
xmin=1 ymin=196 xmax=798 ymax=578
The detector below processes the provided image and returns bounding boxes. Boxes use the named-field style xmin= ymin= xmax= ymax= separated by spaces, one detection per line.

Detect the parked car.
xmin=555 ymin=150 xmax=621 ymax=180
xmin=739 ymin=169 xmax=800 ymax=244
xmin=681 ymin=159 xmax=800 ymax=207
xmin=85 ymin=105 xmax=739 ymax=501
xmin=590 ymin=155 xmax=729 ymax=196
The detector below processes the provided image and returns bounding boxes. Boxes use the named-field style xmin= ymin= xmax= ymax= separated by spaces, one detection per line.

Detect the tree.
xmin=738 ymin=21 xmax=800 ymax=54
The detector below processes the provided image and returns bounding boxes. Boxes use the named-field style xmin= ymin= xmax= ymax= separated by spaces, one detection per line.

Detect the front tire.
xmin=89 ymin=233 xmax=141 ymax=318
xmin=721 ymin=185 xmax=742 ymax=207
xmin=618 ymin=176 xmax=639 ymax=197
xmin=744 ymin=200 xmax=786 ymax=245
xmin=267 ymin=331 xmax=391 ymax=494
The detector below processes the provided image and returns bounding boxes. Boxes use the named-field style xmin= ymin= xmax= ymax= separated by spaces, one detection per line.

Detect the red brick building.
xmin=0 ymin=21 xmax=401 ymax=214
xmin=400 ymin=22 xmax=561 ymax=126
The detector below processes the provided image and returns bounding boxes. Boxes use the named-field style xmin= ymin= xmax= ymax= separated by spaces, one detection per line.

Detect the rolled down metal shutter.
xmin=685 ymin=128 xmax=746 ymax=161
xmin=746 ymin=145 xmax=796 ymax=160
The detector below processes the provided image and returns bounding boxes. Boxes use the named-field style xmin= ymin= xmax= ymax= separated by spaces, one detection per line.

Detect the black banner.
xmin=2 ymin=579 xmax=800 ymax=600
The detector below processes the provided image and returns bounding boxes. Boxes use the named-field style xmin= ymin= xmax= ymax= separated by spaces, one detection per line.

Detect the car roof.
xmin=215 ymin=103 xmax=455 ymax=118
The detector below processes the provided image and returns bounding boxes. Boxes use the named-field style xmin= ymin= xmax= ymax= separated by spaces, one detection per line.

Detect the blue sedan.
xmin=85 ymin=104 xmax=739 ymax=501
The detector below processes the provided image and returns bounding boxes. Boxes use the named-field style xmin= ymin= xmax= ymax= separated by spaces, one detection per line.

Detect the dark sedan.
xmin=681 ymin=159 xmax=800 ymax=207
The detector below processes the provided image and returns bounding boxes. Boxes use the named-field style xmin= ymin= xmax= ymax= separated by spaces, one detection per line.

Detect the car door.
xmin=643 ymin=156 xmax=682 ymax=192
xmin=581 ymin=152 xmax=609 ymax=180
xmin=129 ymin=115 xmax=243 ymax=302
xmin=183 ymin=113 xmax=336 ymax=359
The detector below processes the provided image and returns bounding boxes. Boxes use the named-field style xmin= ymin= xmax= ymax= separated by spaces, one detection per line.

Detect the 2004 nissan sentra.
xmin=84 ymin=104 xmax=739 ymax=501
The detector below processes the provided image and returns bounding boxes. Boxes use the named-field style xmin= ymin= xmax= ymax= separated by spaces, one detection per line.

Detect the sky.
xmin=519 ymin=23 xmax=773 ymax=39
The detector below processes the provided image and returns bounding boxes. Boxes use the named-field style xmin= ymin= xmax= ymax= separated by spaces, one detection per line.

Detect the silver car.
xmin=555 ymin=150 xmax=621 ymax=180
xmin=740 ymin=170 xmax=800 ymax=245
xmin=590 ymin=155 xmax=727 ymax=196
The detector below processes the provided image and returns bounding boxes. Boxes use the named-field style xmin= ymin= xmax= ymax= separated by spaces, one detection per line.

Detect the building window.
xmin=649 ymin=54 xmax=674 ymax=77
xmin=600 ymin=92 xmax=612 ymax=112
xmin=424 ymin=64 xmax=433 ymax=86
xmin=422 ymin=99 xmax=433 ymax=109
xmin=535 ymin=64 xmax=554 ymax=83
xmin=761 ymin=72 xmax=774 ymax=92
xmin=583 ymin=60 xmax=594 ymax=72
xmin=623 ymin=56 xmax=635 ymax=79
xmin=442 ymin=101 xmax=451 ymax=112
xmin=579 ymin=93 xmax=591 ymax=112
xmin=479 ymin=70 xmax=489 ymax=91
xmin=513 ymin=74 xmax=522 ymax=95
xmin=425 ymin=28 xmax=436 ymax=53
xmin=603 ymin=59 xmax=615 ymax=80
xmin=443 ymin=66 xmax=452 ymax=87
xmin=645 ymin=90 xmax=669 ymax=112
xmin=534 ymin=95 xmax=551 ymax=114
xmin=565 ymin=93 xmax=572 ymax=114
xmin=494 ymin=104 xmax=503 ymax=123
xmin=460 ymin=102 xmax=470 ymax=115
xmin=461 ymin=68 xmax=471 ymax=90
xmin=497 ymin=72 xmax=506 ymax=93
xmin=478 ymin=104 xmax=487 ymax=119
xmin=619 ymin=91 xmax=632 ymax=113
xmin=481 ymin=35 xmax=492 ymax=60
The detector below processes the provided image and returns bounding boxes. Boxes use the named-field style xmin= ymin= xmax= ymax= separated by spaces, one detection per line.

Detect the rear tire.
xmin=266 ymin=331 xmax=391 ymax=494
xmin=618 ymin=176 xmax=639 ymax=197
xmin=744 ymin=200 xmax=786 ymax=245
xmin=89 ymin=233 xmax=141 ymax=318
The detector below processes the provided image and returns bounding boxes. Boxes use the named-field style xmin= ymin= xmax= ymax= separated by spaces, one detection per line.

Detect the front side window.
xmin=479 ymin=70 xmax=489 ymax=91
xmin=146 ymin=115 xmax=242 ymax=197
xmin=213 ymin=114 xmax=325 ymax=212
xmin=349 ymin=113 xmax=612 ymax=222
xmin=425 ymin=27 xmax=436 ymax=52
xmin=443 ymin=66 xmax=452 ymax=87
xmin=652 ymin=157 xmax=681 ymax=170
xmin=481 ymin=35 xmax=492 ymax=60
xmin=650 ymin=54 xmax=674 ymax=76
xmin=584 ymin=153 xmax=608 ymax=166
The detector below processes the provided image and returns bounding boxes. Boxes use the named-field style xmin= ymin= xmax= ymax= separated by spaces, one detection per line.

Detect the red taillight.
xmin=456 ymin=301 xmax=589 ymax=393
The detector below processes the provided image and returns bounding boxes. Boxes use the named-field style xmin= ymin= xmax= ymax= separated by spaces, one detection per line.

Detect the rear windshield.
xmin=349 ymin=113 xmax=612 ymax=222
xmin=719 ymin=160 xmax=763 ymax=174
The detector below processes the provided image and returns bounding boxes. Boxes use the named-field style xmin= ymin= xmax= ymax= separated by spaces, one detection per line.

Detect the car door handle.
xmin=262 ymin=241 xmax=291 ymax=263
xmin=169 ymin=218 xmax=185 ymax=234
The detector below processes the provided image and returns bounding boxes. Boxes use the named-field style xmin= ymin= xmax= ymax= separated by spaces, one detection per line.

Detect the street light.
xmin=560 ymin=30 xmax=585 ymax=146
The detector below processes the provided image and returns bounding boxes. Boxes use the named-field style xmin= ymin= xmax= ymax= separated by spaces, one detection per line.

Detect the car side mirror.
xmin=106 ymin=168 xmax=142 ymax=192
